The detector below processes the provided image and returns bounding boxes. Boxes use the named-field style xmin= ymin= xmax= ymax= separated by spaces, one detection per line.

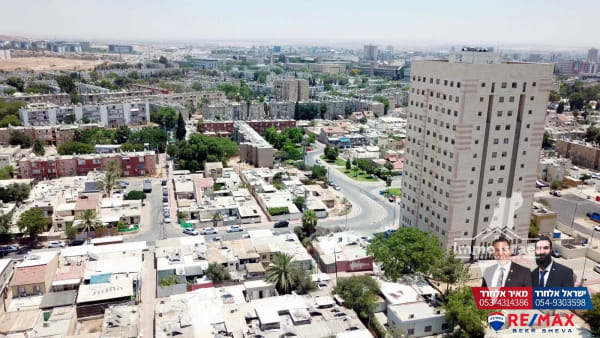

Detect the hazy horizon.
xmin=2 ymin=0 xmax=598 ymax=50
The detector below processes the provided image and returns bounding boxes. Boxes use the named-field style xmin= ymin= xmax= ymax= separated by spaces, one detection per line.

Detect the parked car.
xmin=274 ymin=220 xmax=289 ymax=228
xmin=162 ymin=202 xmax=169 ymax=207
xmin=0 ymin=245 xmax=19 ymax=254
xmin=550 ymin=190 xmax=562 ymax=197
xmin=552 ymin=249 xmax=562 ymax=258
xmin=163 ymin=196 xmax=168 ymax=203
xmin=47 ymin=241 xmax=66 ymax=248
xmin=334 ymin=185 xmax=341 ymax=191
xmin=594 ymin=264 xmax=600 ymax=274
xmin=143 ymin=179 xmax=152 ymax=193
xmin=316 ymin=159 xmax=322 ymax=164
xmin=328 ymin=180 xmax=334 ymax=185
xmin=242 ymin=233 xmax=250 ymax=239
xmin=201 ymin=227 xmax=218 ymax=235
xmin=163 ymin=188 xmax=168 ymax=196
xmin=164 ymin=216 xmax=171 ymax=223
xmin=388 ymin=197 xmax=395 ymax=202
xmin=594 ymin=225 xmax=600 ymax=232
xmin=183 ymin=228 xmax=199 ymax=236
xmin=211 ymin=236 xmax=222 ymax=242
xmin=161 ymin=179 xmax=167 ymax=186
xmin=69 ymin=239 xmax=85 ymax=246
xmin=227 ymin=225 xmax=243 ymax=233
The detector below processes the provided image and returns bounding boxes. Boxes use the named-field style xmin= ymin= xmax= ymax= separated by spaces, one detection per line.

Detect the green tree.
xmin=345 ymin=160 xmax=351 ymax=170
xmin=374 ymin=96 xmax=390 ymax=114
xmin=582 ymin=293 xmax=600 ymax=336
xmin=6 ymin=77 xmax=24 ymax=92
xmin=443 ymin=286 xmax=492 ymax=337
xmin=0 ymin=211 xmax=12 ymax=235
xmin=176 ymin=112 xmax=186 ymax=140
xmin=77 ymin=209 xmax=101 ymax=240
xmin=206 ymin=262 xmax=231 ymax=283
xmin=0 ymin=115 xmax=21 ymax=127
xmin=3 ymin=88 xmax=16 ymax=95
xmin=97 ymin=161 xmax=121 ymax=197
xmin=431 ymin=250 xmax=470 ymax=298
xmin=265 ymin=253 xmax=300 ymax=294
xmin=65 ymin=221 xmax=77 ymax=240
xmin=549 ymin=90 xmax=560 ymax=102
xmin=18 ymin=208 xmax=47 ymax=241
xmin=9 ymin=131 xmax=32 ymax=148
xmin=0 ymin=183 xmax=31 ymax=204
xmin=56 ymin=75 xmax=75 ymax=93
xmin=150 ymin=107 xmax=178 ymax=129
xmin=0 ymin=166 xmax=14 ymax=180
xmin=334 ymin=276 xmax=380 ymax=320
xmin=311 ymin=165 xmax=327 ymax=180
xmin=192 ymin=81 xmax=203 ymax=91
xmin=367 ymin=227 xmax=443 ymax=281
xmin=301 ymin=210 xmax=318 ymax=237
xmin=542 ymin=131 xmax=555 ymax=148
xmin=114 ymin=126 xmax=130 ymax=144
xmin=293 ymin=196 xmax=305 ymax=211
xmin=32 ymin=140 xmax=45 ymax=156
xmin=57 ymin=141 xmax=94 ymax=155
xmin=125 ymin=190 xmax=146 ymax=200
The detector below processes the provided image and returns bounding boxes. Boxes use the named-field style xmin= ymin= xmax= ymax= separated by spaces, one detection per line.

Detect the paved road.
xmin=538 ymin=191 xmax=600 ymax=237
xmin=124 ymin=142 xmax=399 ymax=243
xmin=306 ymin=143 xmax=398 ymax=236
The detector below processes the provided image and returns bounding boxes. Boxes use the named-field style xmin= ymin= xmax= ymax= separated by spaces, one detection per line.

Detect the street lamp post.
xmin=580 ymin=230 xmax=595 ymax=286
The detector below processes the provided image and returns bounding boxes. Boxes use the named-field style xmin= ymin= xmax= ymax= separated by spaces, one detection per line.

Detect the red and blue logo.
xmin=488 ymin=312 xmax=505 ymax=331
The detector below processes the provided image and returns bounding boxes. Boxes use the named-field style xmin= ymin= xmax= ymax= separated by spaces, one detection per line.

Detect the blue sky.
xmin=1 ymin=0 xmax=597 ymax=48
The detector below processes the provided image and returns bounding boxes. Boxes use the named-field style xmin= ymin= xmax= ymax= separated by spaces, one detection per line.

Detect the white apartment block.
xmin=400 ymin=50 xmax=554 ymax=255
xmin=19 ymin=101 xmax=150 ymax=127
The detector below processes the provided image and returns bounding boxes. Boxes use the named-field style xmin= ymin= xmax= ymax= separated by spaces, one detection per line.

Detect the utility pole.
xmin=334 ymin=246 xmax=338 ymax=285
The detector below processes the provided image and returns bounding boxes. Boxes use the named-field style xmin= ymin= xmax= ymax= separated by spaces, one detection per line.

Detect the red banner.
xmin=472 ymin=287 xmax=532 ymax=310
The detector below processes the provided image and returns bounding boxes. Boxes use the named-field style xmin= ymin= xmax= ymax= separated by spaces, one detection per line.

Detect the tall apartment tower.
xmin=363 ymin=44 xmax=378 ymax=61
xmin=587 ymin=48 xmax=599 ymax=63
xmin=399 ymin=49 xmax=554 ymax=256
xmin=273 ymin=79 xmax=309 ymax=101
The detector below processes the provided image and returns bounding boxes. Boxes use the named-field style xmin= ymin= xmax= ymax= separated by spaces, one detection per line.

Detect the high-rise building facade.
xmin=273 ymin=79 xmax=309 ymax=102
xmin=363 ymin=44 xmax=378 ymax=61
xmin=400 ymin=50 xmax=554 ymax=255
xmin=587 ymin=48 xmax=598 ymax=63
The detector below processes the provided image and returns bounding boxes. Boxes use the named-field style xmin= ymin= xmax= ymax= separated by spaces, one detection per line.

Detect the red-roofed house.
xmin=10 ymin=252 xmax=58 ymax=298
xmin=318 ymin=126 xmax=345 ymax=144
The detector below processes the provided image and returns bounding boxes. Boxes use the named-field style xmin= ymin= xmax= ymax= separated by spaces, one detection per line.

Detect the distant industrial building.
xmin=108 ymin=44 xmax=134 ymax=53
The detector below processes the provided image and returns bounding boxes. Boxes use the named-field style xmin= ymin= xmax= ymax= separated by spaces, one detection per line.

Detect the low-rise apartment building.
xmin=234 ymin=121 xmax=274 ymax=168
xmin=200 ymin=119 xmax=296 ymax=138
xmin=555 ymin=139 xmax=600 ymax=169
xmin=19 ymin=151 xmax=157 ymax=179
xmin=19 ymin=101 xmax=150 ymax=127
xmin=10 ymin=252 xmax=59 ymax=298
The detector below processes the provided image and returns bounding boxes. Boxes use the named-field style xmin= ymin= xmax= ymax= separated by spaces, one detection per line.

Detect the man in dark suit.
xmin=531 ymin=235 xmax=574 ymax=287
xmin=482 ymin=237 xmax=532 ymax=287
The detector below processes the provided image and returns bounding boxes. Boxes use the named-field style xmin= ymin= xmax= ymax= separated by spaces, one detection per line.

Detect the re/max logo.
xmin=507 ymin=313 xmax=575 ymax=327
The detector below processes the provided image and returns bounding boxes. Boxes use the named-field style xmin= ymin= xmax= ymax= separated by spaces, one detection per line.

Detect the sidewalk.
xmin=140 ymin=249 xmax=156 ymax=337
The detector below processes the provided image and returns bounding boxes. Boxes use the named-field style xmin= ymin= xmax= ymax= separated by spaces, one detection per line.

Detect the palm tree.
xmin=301 ymin=210 xmax=318 ymax=236
xmin=77 ymin=209 xmax=101 ymax=240
xmin=265 ymin=253 xmax=300 ymax=294
xmin=97 ymin=171 xmax=119 ymax=197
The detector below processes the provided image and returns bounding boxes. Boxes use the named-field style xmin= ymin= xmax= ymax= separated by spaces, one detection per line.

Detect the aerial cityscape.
xmin=0 ymin=1 xmax=599 ymax=337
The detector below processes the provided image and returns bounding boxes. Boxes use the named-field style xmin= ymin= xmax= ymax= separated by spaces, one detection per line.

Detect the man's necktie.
xmin=496 ymin=267 xmax=505 ymax=287
xmin=540 ymin=270 xmax=547 ymax=287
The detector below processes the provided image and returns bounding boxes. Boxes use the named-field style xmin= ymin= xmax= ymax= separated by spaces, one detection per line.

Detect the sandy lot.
xmin=0 ymin=57 xmax=105 ymax=71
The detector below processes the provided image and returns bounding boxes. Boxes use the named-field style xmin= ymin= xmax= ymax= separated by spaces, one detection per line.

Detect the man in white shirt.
xmin=482 ymin=237 xmax=532 ymax=287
